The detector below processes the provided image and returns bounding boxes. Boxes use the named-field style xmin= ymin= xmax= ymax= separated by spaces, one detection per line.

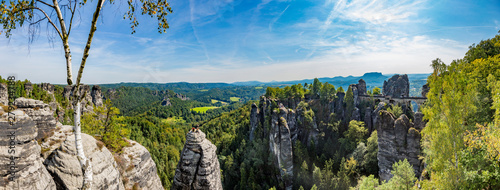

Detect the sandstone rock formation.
xmin=173 ymin=130 xmax=222 ymax=190
xmin=40 ymin=83 xmax=55 ymax=94
xmin=421 ymin=84 xmax=429 ymax=98
xmin=14 ymin=97 xmax=57 ymax=140
xmin=45 ymin=133 xmax=125 ymax=190
xmin=161 ymin=97 xmax=172 ymax=106
xmin=118 ymin=139 xmax=164 ymax=190
xmin=358 ymin=79 xmax=367 ymax=95
xmin=0 ymin=110 xmax=57 ymax=189
xmin=269 ymin=104 xmax=293 ymax=190
xmin=91 ymin=85 xmax=103 ymax=107
xmin=0 ymin=83 xmax=7 ymax=105
xmin=376 ymin=110 xmax=425 ymax=182
xmin=24 ymin=82 xmax=32 ymax=97
xmin=383 ymin=74 xmax=410 ymax=98
xmin=249 ymin=103 xmax=259 ymax=141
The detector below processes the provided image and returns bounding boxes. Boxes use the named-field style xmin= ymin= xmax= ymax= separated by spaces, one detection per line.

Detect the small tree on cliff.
xmin=1 ymin=1 xmax=172 ymax=189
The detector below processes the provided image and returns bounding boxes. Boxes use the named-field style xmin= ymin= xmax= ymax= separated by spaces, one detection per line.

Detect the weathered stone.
xmin=0 ymin=110 xmax=56 ymax=190
xmin=421 ymin=84 xmax=429 ymax=98
xmin=14 ymin=97 xmax=57 ymax=140
xmin=376 ymin=110 xmax=425 ymax=182
xmin=350 ymin=84 xmax=359 ymax=106
xmin=91 ymin=85 xmax=103 ymax=107
xmin=45 ymin=133 xmax=125 ymax=190
xmin=383 ymin=74 xmax=410 ymax=98
xmin=40 ymin=124 xmax=72 ymax=160
xmin=161 ymin=97 xmax=172 ymax=106
xmin=172 ymin=130 xmax=222 ymax=190
xmin=41 ymin=83 xmax=55 ymax=94
xmin=269 ymin=104 xmax=293 ymax=190
xmin=0 ymin=83 xmax=7 ymax=105
xmin=358 ymin=79 xmax=367 ymax=95
xmin=352 ymin=107 xmax=361 ymax=121
xmin=118 ymin=139 xmax=164 ymax=190
xmin=364 ymin=107 xmax=373 ymax=133
xmin=249 ymin=103 xmax=259 ymax=141
xmin=24 ymin=82 xmax=33 ymax=97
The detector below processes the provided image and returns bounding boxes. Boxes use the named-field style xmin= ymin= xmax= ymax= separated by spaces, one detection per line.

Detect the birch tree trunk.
xmin=73 ymin=95 xmax=92 ymax=190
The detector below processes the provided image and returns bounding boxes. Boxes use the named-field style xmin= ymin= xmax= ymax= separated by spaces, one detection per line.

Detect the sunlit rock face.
xmin=383 ymin=74 xmax=410 ymax=98
xmin=172 ymin=130 xmax=223 ymax=190
xmin=0 ymin=110 xmax=56 ymax=190
xmin=376 ymin=110 xmax=425 ymax=182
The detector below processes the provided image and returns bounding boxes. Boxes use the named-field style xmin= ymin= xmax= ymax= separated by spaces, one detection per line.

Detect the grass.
xmin=230 ymin=97 xmax=240 ymax=102
xmin=211 ymin=99 xmax=228 ymax=105
xmin=255 ymin=86 xmax=264 ymax=89
xmin=161 ymin=117 xmax=186 ymax=124
xmin=199 ymin=89 xmax=209 ymax=92
xmin=190 ymin=106 xmax=219 ymax=113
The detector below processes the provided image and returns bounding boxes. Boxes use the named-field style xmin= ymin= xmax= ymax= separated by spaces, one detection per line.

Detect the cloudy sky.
xmin=1 ymin=0 xmax=499 ymax=84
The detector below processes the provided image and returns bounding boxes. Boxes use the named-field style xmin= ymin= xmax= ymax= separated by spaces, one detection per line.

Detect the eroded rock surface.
xmin=14 ymin=97 xmax=57 ymax=140
xmin=383 ymin=74 xmax=410 ymax=98
xmin=376 ymin=110 xmax=425 ymax=182
xmin=0 ymin=83 xmax=8 ymax=105
xmin=0 ymin=110 xmax=56 ymax=190
xmin=118 ymin=139 xmax=164 ymax=190
xmin=45 ymin=133 xmax=124 ymax=190
xmin=173 ymin=130 xmax=222 ymax=190
xmin=269 ymin=104 xmax=293 ymax=190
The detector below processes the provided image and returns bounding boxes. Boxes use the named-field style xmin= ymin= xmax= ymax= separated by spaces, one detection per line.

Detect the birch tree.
xmin=1 ymin=0 xmax=173 ymax=189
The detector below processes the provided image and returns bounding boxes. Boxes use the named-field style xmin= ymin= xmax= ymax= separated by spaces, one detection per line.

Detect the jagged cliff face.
xmin=45 ymin=133 xmax=125 ymax=190
xmin=376 ymin=111 xmax=425 ymax=182
xmin=0 ymin=109 xmax=57 ymax=189
xmin=14 ymin=98 xmax=57 ymax=140
xmin=118 ymin=139 xmax=164 ymax=190
xmin=269 ymin=104 xmax=293 ymax=190
xmin=173 ymin=130 xmax=222 ymax=190
xmin=383 ymin=74 xmax=410 ymax=98
xmin=0 ymin=83 xmax=7 ymax=105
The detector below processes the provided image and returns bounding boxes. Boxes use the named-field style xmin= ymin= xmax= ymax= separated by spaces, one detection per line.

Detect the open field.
xmin=211 ymin=99 xmax=228 ymax=105
xmin=190 ymin=106 xmax=219 ymax=113
xmin=230 ymin=97 xmax=240 ymax=102
xmin=255 ymin=86 xmax=264 ymax=89
xmin=161 ymin=117 xmax=186 ymax=124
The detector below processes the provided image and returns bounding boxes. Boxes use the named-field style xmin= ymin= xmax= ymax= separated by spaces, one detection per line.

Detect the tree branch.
xmin=15 ymin=7 xmax=62 ymax=40
xmin=36 ymin=0 xmax=55 ymax=9
xmin=75 ymin=0 xmax=105 ymax=86
xmin=67 ymin=0 xmax=76 ymax=36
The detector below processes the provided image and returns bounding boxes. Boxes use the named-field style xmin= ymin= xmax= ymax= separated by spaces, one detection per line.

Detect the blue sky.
xmin=1 ymin=0 xmax=499 ymax=84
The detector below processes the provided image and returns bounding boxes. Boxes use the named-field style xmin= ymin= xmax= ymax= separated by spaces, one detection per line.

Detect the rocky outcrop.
xmin=269 ymin=104 xmax=293 ymax=190
xmin=364 ymin=107 xmax=373 ymax=133
xmin=358 ymin=79 xmax=367 ymax=95
xmin=383 ymin=74 xmax=410 ymax=98
xmin=24 ymin=82 xmax=33 ymax=97
xmin=91 ymin=85 xmax=103 ymax=107
xmin=62 ymin=84 xmax=97 ymax=113
xmin=173 ymin=130 xmax=222 ymax=190
xmin=14 ymin=97 xmax=57 ymax=140
xmin=41 ymin=83 xmax=55 ymax=94
xmin=161 ymin=97 xmax=172 ymax=106
xmin=176 ymin=93 xmax=190 ymax=101
xmin=0 ymin=83 xmax=7 ymax=105
xmin=118 ymin=139 xmax=164 ymax=190
xmin=0 ymin=109 xmax=57 ymax=189
xmin=421 ymin=84 xmax=429 ymax=98
xmin=40 ymin=124 xmax=72 ymax=159
xmin=376 ymin=111 xmax=425 ymax=182
xmin=249 ymin=103 xmax=259 ymax=141
xmin=45 ymin=133 xmax=125 ymax=190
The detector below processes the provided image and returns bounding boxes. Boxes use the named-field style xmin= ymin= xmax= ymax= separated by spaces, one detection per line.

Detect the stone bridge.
xmin=359 ymin=95 xmax=427 ymax=106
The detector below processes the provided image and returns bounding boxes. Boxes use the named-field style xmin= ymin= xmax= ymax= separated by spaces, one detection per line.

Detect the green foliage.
xmin=320 ymin=82 xmax=336 ymax=103
xmin=379 ymin=159 xmax=416 ymax=190
xmin=344 ymin=86 xmax=355 ymax=119
xmin=351 ymin=175 xmax=379 ymax=190
xmin=312 ymin=78 xmax=322 ymax=97
xmin=387 ymin=105 xmax=403 ymax=117
xmin=81 ymin=100 xmax=129 ymax=152
xmin=343 ymin=120 xmax=368 ymax=150
xmin=372 ymin=87 xmax=381 ymax=95
xmin=421 ymin=33 xmax=500 ymax=188
xmin=362 ymin=131 xmax=378 ymax=175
